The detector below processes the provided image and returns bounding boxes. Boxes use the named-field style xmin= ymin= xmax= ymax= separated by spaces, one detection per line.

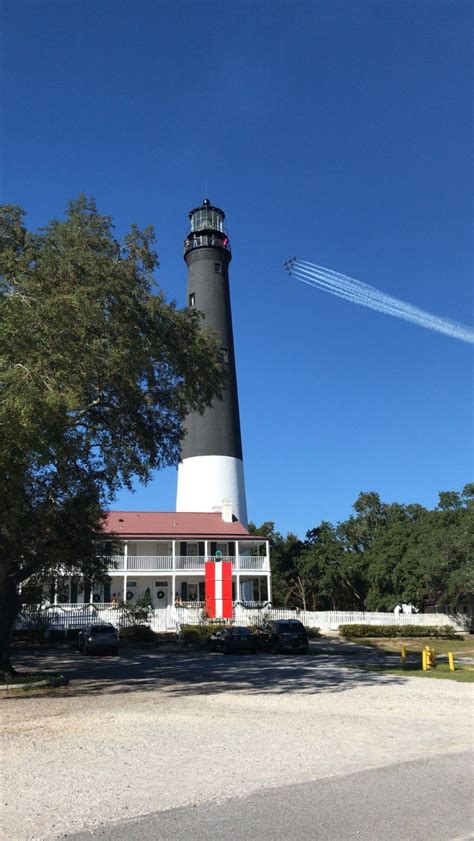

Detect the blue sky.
xmin=2 ymin=0 xmax=472 ymax=536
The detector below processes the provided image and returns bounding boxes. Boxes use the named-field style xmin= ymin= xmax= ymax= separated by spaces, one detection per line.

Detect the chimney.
xmin=221 ymin=500 xmax=233 ymax=523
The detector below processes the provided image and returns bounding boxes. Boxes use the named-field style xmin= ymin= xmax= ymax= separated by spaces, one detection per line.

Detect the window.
xmin=187 ymin=542 xmax=199 ymax=556
xmin=187 ymin=582 xmax=198 ymax=601
xmin=216 ymin=542 xmax=229 ymax=557
xmin=214 ymin=263 xmax=222 ymax=274
xmin=189 ymin=292 xmax=195 ymax=308
xmin=221 ymin=348 xmax=228 ymax=363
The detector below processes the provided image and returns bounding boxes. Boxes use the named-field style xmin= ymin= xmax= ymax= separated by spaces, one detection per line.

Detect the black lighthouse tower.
xmin=176 ymin=199 xmax=248 ymax=525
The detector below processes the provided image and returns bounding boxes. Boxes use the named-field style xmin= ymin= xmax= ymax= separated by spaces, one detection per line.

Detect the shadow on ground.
xmin=5 ymin=640 xmax=406 ymax=701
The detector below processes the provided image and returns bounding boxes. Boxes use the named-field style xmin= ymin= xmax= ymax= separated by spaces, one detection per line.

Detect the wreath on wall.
xmin=156 ymin=590 xmax=166 ymax=600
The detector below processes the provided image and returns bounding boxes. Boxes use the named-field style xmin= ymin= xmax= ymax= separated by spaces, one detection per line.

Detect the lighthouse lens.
xmin=190 ymin=208 xmax=224 ymax=233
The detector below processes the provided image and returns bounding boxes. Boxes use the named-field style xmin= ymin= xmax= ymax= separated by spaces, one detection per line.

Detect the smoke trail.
xmin=285 ymin=259 xmax=474 ymax=344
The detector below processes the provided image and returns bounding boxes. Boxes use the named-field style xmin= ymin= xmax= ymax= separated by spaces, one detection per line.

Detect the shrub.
xmin=179 ymin=623 xmax=224 ymax=647
xmin=119 ymin=624 xmax=157 ymax=643
xmin=47 ymin=629 xmax=66 ymax=641
xmin=305 ymin=626 xmax=322 ymax=638
xmin=339 ymin=624 xmax=458 ymax=640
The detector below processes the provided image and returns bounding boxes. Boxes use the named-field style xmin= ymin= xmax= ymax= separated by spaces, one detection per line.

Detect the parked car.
xmin=208 ymin=626 xmax=257 ymax=655
xmin=256 ymin=620 xmax=309 ymax=654
xmin=78 ymin=623 xmax=119 ymax=656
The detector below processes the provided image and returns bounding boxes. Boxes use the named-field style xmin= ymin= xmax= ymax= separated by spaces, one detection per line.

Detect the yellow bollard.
xmin=400 ymin=645 xmax=407 ymax=668
xmin=422 ymin=646 xmax=432 ymax=671
xmin=422 ymin=649 xmax=427 ymax=671
xmin=448 ymin=652 xmax=455 ymax=672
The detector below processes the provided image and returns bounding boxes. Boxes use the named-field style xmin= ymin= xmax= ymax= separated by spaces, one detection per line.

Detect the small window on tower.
xmin=221 ymin=348 xmax=228 ymax=363
xmin=214 ymin=263 xmax=222 ymax=274
xmin=189 ymin=292 xmax=195 ymax=308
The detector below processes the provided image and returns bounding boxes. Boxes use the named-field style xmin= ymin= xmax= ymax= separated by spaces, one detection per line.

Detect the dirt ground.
xmin=1 ymin=643 xmax=472 ymax=841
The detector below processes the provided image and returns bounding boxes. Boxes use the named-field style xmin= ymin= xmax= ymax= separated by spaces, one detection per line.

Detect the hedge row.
xmin=179 ymin=624 xmax=224 ymax=646
xmin=339 ymin=624 xmax=458 ymax=639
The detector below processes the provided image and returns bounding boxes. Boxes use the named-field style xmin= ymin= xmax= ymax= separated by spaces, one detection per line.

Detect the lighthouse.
xmin=176 ymin=199 xmax=248 ymax=526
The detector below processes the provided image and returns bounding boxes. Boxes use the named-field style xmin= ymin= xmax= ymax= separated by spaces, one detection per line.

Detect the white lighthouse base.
xmin=176 ymin=455 xmax=248 ymax=526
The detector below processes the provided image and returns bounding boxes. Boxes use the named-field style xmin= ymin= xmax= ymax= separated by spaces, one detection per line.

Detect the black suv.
xmin=208 ymin=626 xmax=257 ymax=655
xmin=78 ymin=623 xmax=119 ymax=656
xmin=257 ymin=620 xmax=309 ymax=654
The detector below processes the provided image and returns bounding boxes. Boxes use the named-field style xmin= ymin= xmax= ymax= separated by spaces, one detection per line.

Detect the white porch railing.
xmin=238 ymin=557 xmax=267 ymax=570
xmin=174 ymin=556 xmax=206 ymax=571
xmin=107 ymin=555 xmax=268 ymax=572
xmin=127 ymin=555 xmax=173 ymax=571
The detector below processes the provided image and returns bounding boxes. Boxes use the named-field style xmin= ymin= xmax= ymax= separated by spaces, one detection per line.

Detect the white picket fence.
xmin=16 ymin=604 xmax=469 ymax=634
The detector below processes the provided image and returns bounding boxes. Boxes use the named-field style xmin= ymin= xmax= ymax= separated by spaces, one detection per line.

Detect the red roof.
xmin=103 ymin=511 xmax=259 ymax=540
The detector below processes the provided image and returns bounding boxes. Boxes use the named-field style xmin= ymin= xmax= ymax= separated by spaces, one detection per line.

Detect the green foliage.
xmin=0 ymin=196 xmax=224 ymax=670
xmin=47 ymin=629 xmax=66 ymax=641
xmin=251 ymin=483 xmax=473 ymax=613
xmin=339 ymin=624 xmax=458 ymax=639
xmin=119 ymin=624 xmax=156 ymax=643
xmin=179 ymin=623 xmax=223 ymax=646
xmin=304 ymin=626 xmax=321 ymax=638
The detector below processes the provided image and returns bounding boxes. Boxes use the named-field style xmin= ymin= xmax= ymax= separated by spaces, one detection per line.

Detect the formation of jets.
xmin=283 ymin=256 xmax=298 ymax=273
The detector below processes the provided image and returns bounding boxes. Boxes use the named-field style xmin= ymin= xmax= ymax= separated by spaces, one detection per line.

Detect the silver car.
xmin=78 ymin=623 xmax=119 ymax=656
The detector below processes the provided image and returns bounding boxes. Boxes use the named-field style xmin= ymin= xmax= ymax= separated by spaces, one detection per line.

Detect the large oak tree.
xmin=0 ymin=197 xmax=225 ymax=673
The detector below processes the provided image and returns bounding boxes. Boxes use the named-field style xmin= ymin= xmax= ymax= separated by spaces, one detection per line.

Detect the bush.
xmin=339 ymin=624 xmax=458 ymax=640
xmin=47 ymin=629 xmax=66 ymax=641
xmin=305 ymin=627 xmax=322 ymax=638
xmin=119 ymin=624 xmax=157 ymax=643
xmin=179 ymin=624 xmax=224 ymax=647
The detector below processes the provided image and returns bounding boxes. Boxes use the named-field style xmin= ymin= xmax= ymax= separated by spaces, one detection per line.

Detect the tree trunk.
xmin=0 ymin=569 xmax=22 ymax=676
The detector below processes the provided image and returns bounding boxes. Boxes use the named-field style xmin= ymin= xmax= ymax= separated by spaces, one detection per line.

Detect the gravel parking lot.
xmin=1 ymin=644 xmax=472 ymax=841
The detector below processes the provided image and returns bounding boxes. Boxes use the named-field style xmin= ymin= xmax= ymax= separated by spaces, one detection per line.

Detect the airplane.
xmin=283 ymin=256 xmax=298 ymax=273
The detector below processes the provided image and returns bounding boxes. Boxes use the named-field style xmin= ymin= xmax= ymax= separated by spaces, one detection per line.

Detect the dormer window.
xmin=189 ymin=293 xmax=195 ymax=308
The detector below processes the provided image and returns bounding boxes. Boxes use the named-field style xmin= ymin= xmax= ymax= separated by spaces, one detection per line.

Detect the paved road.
xmin=68 ymin=751 xmax=473 ymax=841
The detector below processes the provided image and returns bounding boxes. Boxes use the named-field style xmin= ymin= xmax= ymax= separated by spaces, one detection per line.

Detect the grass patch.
xmin=354 ymin=636 xmax=474 ymax=658
xmin=0 ymin=671 xmax=63 ymax=686
xmin=360 ymin=663 xmax=474 ymax=683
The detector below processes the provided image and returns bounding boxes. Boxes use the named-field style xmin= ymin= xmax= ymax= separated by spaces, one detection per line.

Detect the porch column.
xmin=171 ymin=572 xmax=176 ymax=606
xmin=123 ymin=574 xmax=127 ymax=604
xmin=124 ymin=540 xmax=128 ymax=571
xmin=235 ymin=574 xmax=240 ymax=603
xmin=267 ymin=574 xmax=272 ymax=604
xmin=204 ymin=539 xmax=209 ymax=561
xmin=236 ymin=541 xmax=240 ymax=570
xmin=172 ymin=540 xmax=176 ymax=570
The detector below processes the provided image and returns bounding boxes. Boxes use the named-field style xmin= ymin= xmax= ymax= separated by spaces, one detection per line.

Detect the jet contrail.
xmin=283 ymin=258 xmax=474 ymax=344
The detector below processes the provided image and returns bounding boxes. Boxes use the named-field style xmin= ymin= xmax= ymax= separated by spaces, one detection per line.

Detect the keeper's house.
xmin=58 ymin=507 xmax=271 ymax=608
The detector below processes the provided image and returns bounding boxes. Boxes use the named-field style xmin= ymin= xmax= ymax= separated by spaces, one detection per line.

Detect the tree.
xmin=0 ymin=197 xmax=225 ymax=673
xmin=254 ymin=486 xmax=472 ymax=613
xmin=299 ymin=522 xmax=360 ymax=610
xmin=247 ymin=521 xmax=303 ymax=606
